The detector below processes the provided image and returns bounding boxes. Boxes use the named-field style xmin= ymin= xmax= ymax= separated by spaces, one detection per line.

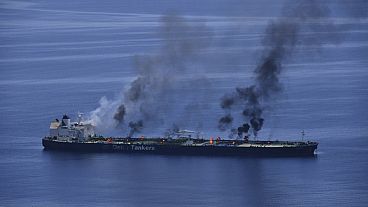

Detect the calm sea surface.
xmin=0 ymin=1 xmax=367 ymax=206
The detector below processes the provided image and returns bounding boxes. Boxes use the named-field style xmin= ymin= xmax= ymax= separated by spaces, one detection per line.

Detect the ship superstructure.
xmin=48 ymin=114 xmax=95 ymax=142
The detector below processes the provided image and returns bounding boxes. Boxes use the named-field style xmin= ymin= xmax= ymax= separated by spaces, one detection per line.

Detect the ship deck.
xmin=44 ymin=136 xmax=317 ymax=148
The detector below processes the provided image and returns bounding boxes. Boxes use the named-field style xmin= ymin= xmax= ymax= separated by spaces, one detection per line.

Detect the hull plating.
xmin=42 ymin=139 xmax=318 ymax=157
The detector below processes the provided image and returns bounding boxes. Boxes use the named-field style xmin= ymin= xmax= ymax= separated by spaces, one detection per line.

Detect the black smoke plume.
xmin=113 ymin=105 xmax=126 ymax=123
xmin=218 ymin=0 xmax=341 ymax=136
xmin=218 ymin=114 xmax=233 ymax=131
xmin=237 ymin=123 xmax=250 ymax=139
xmin=127 ymin=121 xmax=143 ymax=138
xmin=250 ymin=118 xmax=264 ymax=137
xmin=89 ymin=14 xmax=211 ymax=137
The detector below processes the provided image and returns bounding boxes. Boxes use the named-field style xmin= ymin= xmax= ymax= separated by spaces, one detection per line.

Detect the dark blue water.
xmin=1 ymin=1 xmax=367 ymax=206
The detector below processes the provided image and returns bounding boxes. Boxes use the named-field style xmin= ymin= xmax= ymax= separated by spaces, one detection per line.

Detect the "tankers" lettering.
xmin=112 ymin=145 xmax=155 ymax=151
xmin=131 ymin=145 xmax=155 ymax=151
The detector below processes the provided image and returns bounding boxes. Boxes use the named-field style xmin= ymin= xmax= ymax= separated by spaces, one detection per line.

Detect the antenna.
xmin=301 ymin=130 xmax=305 ymax=142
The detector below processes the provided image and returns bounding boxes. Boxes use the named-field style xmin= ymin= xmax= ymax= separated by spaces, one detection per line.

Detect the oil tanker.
xmin=42 ymin=114 xmax=318 ymax=157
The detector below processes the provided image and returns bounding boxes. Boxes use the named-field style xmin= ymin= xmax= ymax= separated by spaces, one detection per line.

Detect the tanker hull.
xmin=42 ymin=138 xmax=318 ymax=157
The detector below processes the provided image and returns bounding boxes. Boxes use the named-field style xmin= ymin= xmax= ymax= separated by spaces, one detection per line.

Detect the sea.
xmin=0 ymin=0 xmax=367 ymax=206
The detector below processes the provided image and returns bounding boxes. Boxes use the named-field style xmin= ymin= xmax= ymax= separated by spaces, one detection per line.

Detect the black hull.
xmin=42 ymin=139 xmax=318 ymax=157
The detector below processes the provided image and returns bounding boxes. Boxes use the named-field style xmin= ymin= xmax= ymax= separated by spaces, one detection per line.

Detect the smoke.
xmin=237 ymin=123 xmax=250 ymax=139
xmin=127 ymin=120 xmax=143 ymax=138
xmin=218 ymin=0 xmax=347 ymax=137
xmin=113 ymin=104 xmax=126 ymax=122
xmin=218 ymin=114 xmax=233 ymax=131
xmin=87 ymin=1 xmax=366 ymax=138
xmin=89 ymin=15 xmax=212 ymax=137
